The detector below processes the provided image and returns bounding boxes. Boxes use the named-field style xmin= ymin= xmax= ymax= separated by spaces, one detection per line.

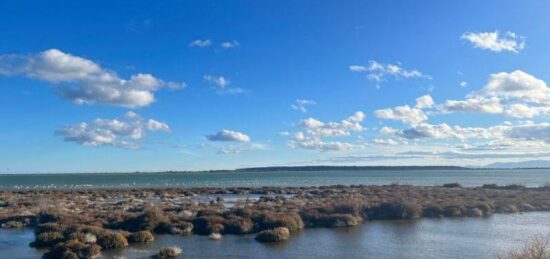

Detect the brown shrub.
xmin=255 ymin=227 xmax=290 ymax=243
xmin=423 ymin=206 xmax=444 ymax=218
xmin=224 ymin=216 xmax=254 ymax=234
xmin=443 ymin=206 xmax=465 ymax=217
xmin=496 ymin=236 xmax=550 ymax=259
xmin=317 ymin=213 xmax=361 ymax=228
xmin=30 ymin=231 xmax=65 ymax=248
xmin=42 ymin=239 xmax=101 ymax=259
xmin=128 ymin=230 xmax=155 ymax=243
xmin=152 ymin=246 xmax=183 ymax=258
xmin=192 ymin=216 xmax=226 ymax=235
xmin=256 ymin=212 xmax=304 ymax=232
xmin=368 ymin=202 xmax=422 ymax=220
xmin=96 ymin=232 xmax=128 ymax=249
xmin=120 ymin=210 xmax=168 ymax=232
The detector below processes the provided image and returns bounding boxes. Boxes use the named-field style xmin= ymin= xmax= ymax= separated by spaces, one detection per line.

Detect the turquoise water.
xmin=2 ymin=212 xmax=549 ymax=258
xmin=1 ymin=169 xmax=549 ymax=190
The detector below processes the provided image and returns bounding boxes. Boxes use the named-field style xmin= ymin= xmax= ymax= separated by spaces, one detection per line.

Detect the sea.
xmin=0 ymin=168 xmax=549 ymax=190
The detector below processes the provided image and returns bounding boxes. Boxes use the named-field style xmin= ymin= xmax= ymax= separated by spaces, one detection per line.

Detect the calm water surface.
xmin=1 ymin=212 xmax=549 ymax=259
xmin=1 ymin=169 xmax=550 ymax=189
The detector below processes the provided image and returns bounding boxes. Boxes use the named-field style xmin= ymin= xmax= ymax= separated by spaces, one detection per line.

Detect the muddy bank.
xmin=1 ymin=184 xmax=549 ymax=258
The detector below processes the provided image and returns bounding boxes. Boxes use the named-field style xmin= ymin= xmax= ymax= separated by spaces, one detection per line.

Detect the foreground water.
xmin=1 ymin=168 xmax=550 ymax=189
xmin=1 ymin=212 xmax=549 ymax=259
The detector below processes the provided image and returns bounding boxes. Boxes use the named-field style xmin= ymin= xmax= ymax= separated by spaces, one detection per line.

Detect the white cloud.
xmin=461 ymin=31 xmax=525 ymax=53
xmin=504 ymin=123 xmax=550 ymax=142
xmin=460 ymin=81 xmax=468 ymax=88
xmin=286 ymin=111 xmax=365 ymax=152
xmin=189 ymin=39 xmax=212 ymax=48
xmin=203 ymin=75 xmax=245 ymax=95
xmin=0 ymin=49 xmax=184 ymax=107
xmin=381 ymin=120 xmax=550 ymax=145
xmin=372 ymin=138 xmax=400 ymax=146
xmin=381 ymin=123 xmax=493 ymax=140
xmin=438 ymin=70 xmax=550 ymax=118
xmin=289 ymin=140 xmax=358 ymax=152
xmin=415 ymin=95 xmax=434 ymax=109
xmin=349 ymin=60 xmax=431 ymax=87
xmin=55 ymin=112 xmax=170 ymax=149
xmin=221 ymin=40 xmax=240 ymax=49
xmin=375 ymin=105 xmax=428 ymax=125
xmin=349 ymin=65 xmax=368 ymax=72
xmin=217 ymin=143 xmax=265 ymax=154
xmin=477 ymin=70 xmax=550 ymax=104
xmin=206 ymin=129 xmax=251 ymax=143
xmin=291 ymin=99 xmax=316 ymax=113
xmin=203 ymin=75 xmax=230 ymax=88
xmin=502 ymin=104 xmax=550 ymax=118
xmin=299 ymin=111 xmax=365 ymax=138
xmin=441 ymin=97 xmax=504 ymax=114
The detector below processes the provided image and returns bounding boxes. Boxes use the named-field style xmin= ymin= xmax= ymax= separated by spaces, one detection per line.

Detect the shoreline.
xmin=1 ymin=184 xmax=550 ymax=258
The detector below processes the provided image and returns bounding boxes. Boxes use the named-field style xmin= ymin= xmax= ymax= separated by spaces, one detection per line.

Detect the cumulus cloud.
xmin=375 ymin=105 xmax=428 ymax=125
xmin=189 ymin=39 xmax=212 ymax=48
xmin=55 ymin=112 xmax=170 ymax=149
xmin=477 ymin=70 xmax=550 ymax=104
xmin=461 ymin=31 xmax=525 ymax=53
xmin=439 ymin=70 xmax=550 ymax=118
xmin=441 ymin=97 xmax=503 ymax=114
xmin=0 ymin=49 xmax=184 ymax=107
xmin=299 ymin=111 xmax=365 ymax=138
xmin=381 ymin=120 xmax=550 ymax=146
xmin=349 ymin=60 xmax=431 ymax=87
xmin=381 ymin=123 xmax=493 ymax=140
xmin=291 ymin=99 xmax=316 ymax=113
xmin=503 ymin=123 xmax=550 ymax=142
xmin=415 ymin=95 xmax=434 ymax=109
xmin=503 ymin=104 xmax=550 ymax=118
xmin=206 ymin=129 xmax=251 ymax=143
xmin=221 ymin=40 xmax=240 ymax=49
xmin=285 ymin=111 xmax=365 ymax=152
xmin=372 ymin=138 xmax=401 ymax=146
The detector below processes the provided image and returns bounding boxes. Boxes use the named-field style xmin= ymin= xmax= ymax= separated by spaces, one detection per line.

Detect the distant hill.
xmin=486 ymin=160 xmax=550 ymax=169
xmin=235 ymin=165 xmax=466 ymax=172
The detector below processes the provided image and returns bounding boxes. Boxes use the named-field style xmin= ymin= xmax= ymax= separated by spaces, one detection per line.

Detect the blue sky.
xmin=2 ymin=0 xmax=550 ymax=172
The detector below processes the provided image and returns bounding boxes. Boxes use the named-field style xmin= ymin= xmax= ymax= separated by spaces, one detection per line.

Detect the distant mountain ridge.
xmin=235 ymin=165 xmax=466 ymax=172
xmin=486 ymin=160 xmax=550 ymax=169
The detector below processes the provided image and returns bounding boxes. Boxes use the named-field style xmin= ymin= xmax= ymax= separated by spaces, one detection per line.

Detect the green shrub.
xmin=442 ymin=183 xmax=462 ymax=188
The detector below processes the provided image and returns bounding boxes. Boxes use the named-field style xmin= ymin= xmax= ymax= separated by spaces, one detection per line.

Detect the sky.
xmin=1 ymin=0 xmax=550 ymax=173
